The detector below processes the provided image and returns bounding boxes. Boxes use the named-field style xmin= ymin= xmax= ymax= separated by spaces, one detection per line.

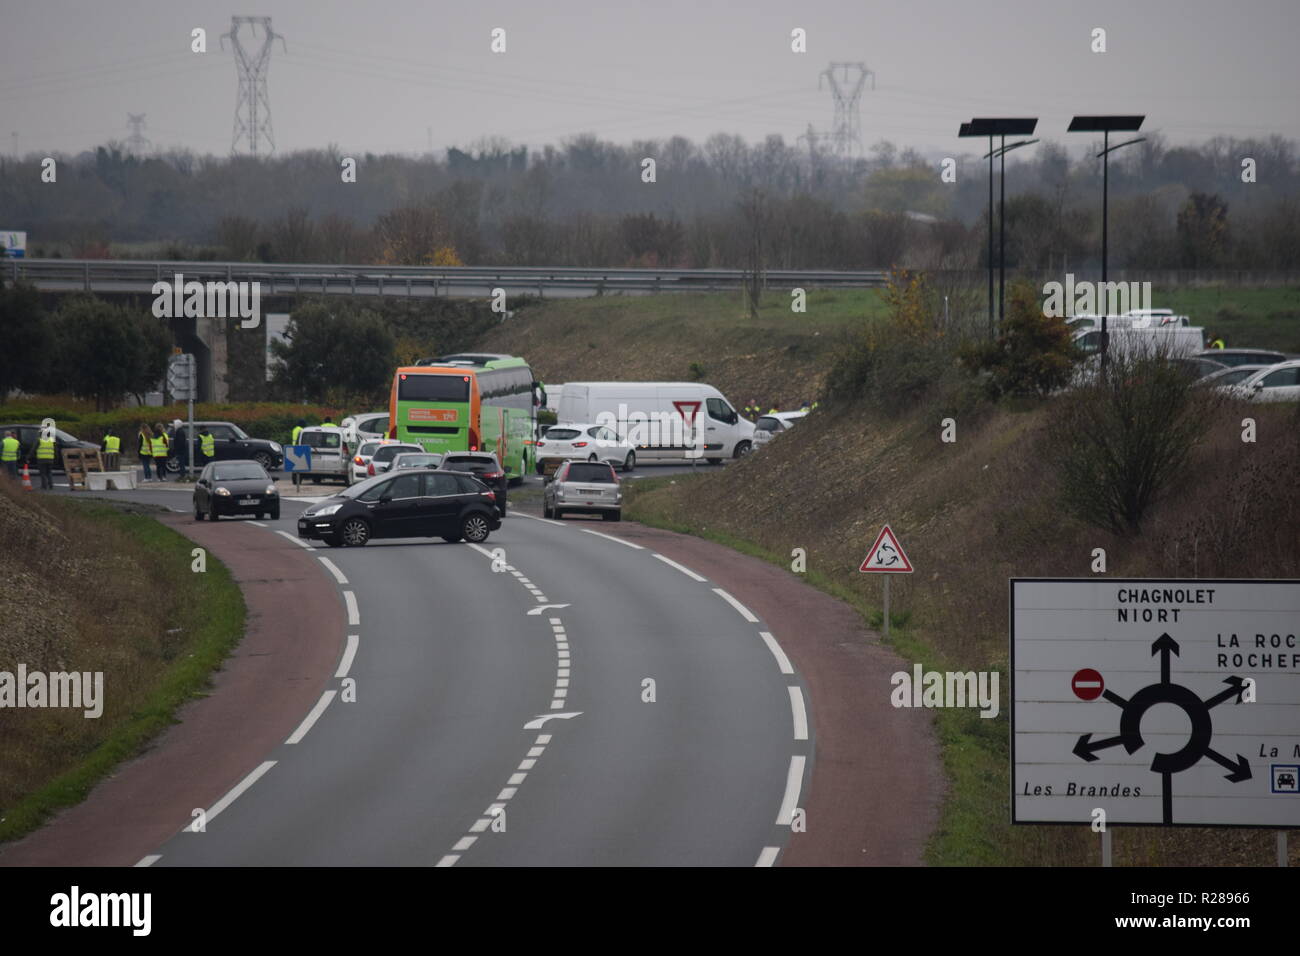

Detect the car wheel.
xmin=340 ymin=517 xmax=370 ymax=547
xmin=209 ymin=503 xmax=219 ymax=522
xmin=268 ymin=508 xmax=280 ymax=521
xmin=554 ymin=508 xmax=564 ymax=520
xmin=602 ymin=510 xmax=622 ymax=522
xmin=733 ymin=441 xmax=752 ymax=458
xmin=535 ymin=461 xmax=545 ymax=475
xmin=194 ymin=503 xmax=205 ymax=521
xmin=311 ymin=476 xmax=321 ymax=484
xmin=707 ymin=458 xmax=723 ymax=465
xmin=461 ymin=512 xmax=491 ymax=543
xmin=623 ymin=451 xmax=635 ymax=472
xmin=253 ymin=452 xmax=274 ymax=471
xmin=543 ymin=502 xmax=553 ymax=519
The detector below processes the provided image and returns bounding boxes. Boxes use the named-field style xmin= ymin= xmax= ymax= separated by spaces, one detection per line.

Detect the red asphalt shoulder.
xmin=0 ymin=516 xmax=345 ymax=867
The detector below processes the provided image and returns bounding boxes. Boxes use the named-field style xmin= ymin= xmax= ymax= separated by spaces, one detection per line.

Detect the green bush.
xmin=959 ymin=280 xmax=1078 ymax=399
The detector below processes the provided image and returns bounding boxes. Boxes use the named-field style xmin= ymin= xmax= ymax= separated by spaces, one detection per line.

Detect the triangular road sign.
xmin=673 ymin=400 xmax=701 ymax=423
xmin=859 ymin=524 xmax=913 ymax=573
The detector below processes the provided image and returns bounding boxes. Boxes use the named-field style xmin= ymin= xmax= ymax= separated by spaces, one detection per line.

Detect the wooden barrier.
xmin=61 ymin=447 xmax=105 ymax=491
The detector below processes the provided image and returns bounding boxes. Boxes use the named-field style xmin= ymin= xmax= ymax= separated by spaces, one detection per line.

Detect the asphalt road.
xmin=68 ymin=486 xmax=806 ymax=866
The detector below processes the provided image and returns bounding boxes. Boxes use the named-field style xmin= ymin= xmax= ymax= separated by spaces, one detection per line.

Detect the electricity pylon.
xmin=818 ymin=62 xmax=875 ymax=159
xmin=125 ymin=113 xmax=150 ymax=154
xmin=222 ymin=16 xmax=286 ymax=156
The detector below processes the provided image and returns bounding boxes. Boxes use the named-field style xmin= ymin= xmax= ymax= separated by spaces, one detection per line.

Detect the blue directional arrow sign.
xmin=284 ymin=445 xmax=312 ymax=473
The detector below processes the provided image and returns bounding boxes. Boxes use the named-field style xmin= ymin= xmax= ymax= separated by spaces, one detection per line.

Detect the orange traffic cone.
xmin=21 ymin=463 xmax=33 ymax=491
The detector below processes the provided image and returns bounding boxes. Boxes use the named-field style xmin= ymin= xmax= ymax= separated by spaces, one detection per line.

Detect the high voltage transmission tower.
xmin=222 ymin=16 xmax=286 ymax=156
xmin=817 ymin=61 xmax=875 ymax=159
xmin=125 ymin=113 xmax=150 ymax=154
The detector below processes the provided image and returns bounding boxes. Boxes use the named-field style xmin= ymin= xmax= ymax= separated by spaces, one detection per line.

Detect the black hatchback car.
xmin=193 ymin=460 xmax=279 ymax=521
xmin=439 ymin=451 xmax=508 ymax=517
xmin=297 ymin=469 xmax=501 ymax=547
xmin=170 ymin=421 xmax=284 ymax=473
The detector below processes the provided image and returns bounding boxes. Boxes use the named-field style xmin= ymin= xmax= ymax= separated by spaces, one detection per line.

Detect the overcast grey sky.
xmin=2 ymin=0 xmax=1297 ymax=159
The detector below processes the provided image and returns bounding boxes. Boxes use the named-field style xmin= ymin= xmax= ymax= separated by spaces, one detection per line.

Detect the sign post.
xmin=166 ymin=353 xmax=197 ymax=478
xmin=283 ymin=445 xmax=312 ymax=494
xmin=1011 ymin=579 xmax=1300 ymax=842
xmin=858 ymin=524 xmax=914 ymax=639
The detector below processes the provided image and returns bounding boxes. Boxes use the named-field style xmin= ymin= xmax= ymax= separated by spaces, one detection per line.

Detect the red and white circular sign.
xmin=1071 ymin=668 xmax=1104 ymax=701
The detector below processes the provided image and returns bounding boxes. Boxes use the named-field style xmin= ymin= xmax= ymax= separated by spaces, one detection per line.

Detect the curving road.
xmin=140 ymin=501 xmax=808 ymax=866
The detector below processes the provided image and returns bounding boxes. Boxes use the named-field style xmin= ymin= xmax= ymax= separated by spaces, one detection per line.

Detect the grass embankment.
xmin=478 ymin=285 xmax=1300 ymax=406
xmin=0 ymin=481 xmax=245 ymax=843
xmin=624 ymin=396 xmax=1300 ymax=866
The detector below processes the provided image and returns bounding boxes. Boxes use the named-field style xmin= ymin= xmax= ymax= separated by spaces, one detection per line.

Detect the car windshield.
xmin=212 ymin=464 xmax=267 ymax=481
xmin=302 ymin=431 xmax=341 ymax=448
xmin=229 ymin=424 xmax=250 ymax=439
xmin=395 ymin=455 xmax=441 ymax=468
xmin=756 ymin=417 xmax=780 ymax=432
xmin=55 ymin=429 xmax=80 ymax=442
xmin=357 ymin=442 xmax=380 ymax=457
xmin=338 ymin=474 xmax=387 ymax=498
xmin=545 ymin=428 xmax=580 ymax=440
xmin=443 ymin=457 xmax=498 ymax=474
xmin=373 ymin=444 xmax=421 ymax=462
xmin=563 ymin=463 xmax=615 ymax=483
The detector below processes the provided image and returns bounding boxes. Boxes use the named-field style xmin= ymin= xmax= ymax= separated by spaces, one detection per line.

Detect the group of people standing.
xmin=132 ymin=421 xmax=215 ymax=481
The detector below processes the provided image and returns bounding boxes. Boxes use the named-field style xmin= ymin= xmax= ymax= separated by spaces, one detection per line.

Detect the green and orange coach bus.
xmin=387 ymin=354 xmax=544 ymax=483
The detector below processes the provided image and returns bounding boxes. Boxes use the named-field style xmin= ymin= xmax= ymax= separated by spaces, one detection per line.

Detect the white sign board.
xmin=1012 ymin=579 xmax=1300 ymax=827
xmin=1 ymin=231 xmax=26 ymax=257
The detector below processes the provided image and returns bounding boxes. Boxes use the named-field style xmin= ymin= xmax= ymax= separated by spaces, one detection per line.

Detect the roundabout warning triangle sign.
xmin=859 ymin=524 xmax=913 ymax=573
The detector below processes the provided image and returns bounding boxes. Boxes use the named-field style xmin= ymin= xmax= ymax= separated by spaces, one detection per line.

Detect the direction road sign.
xmin=283 ymin=445 xmax=312 ymax=472
xmin=859 ymin=525 xmax=913 ymax=573
xmin=1012 ymin=578 xmax=1300 ymax=827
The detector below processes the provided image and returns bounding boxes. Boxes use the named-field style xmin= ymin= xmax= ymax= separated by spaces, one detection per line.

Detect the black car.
xmin=0 ymin=424 xmax=98 ymax=471
xmin=193 ymin=460 xmax=279 ymax=521
xmin=439 ymin=451 xmax=508 ymax=517
xmin=169 ymin=421 xmax=284 ymax=473
xmin=297 ymin=469 xmax=501 ymax=547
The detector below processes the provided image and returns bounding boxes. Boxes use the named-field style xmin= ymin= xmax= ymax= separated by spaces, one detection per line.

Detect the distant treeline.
xmin=1 ymin=131 xmax=1297 ymax=271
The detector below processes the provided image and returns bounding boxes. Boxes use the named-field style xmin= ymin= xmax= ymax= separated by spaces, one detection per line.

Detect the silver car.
xmin=391 ymin=451 xmax=444 ymax=470
xmin=543 ymin=459 xmax=623 ymax=521
xmin=368 ymin=442 xmax=423 ymax=478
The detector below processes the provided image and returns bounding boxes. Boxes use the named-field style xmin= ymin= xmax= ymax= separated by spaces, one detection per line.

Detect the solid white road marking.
xmin=788 ymin=686 xmax=809 ymax=741
xmin=467 ymin=543 xmax=495 ymax=559
xmin=335 ymin=634 xmax=359 ymax=679
xmin=286 ymin=690 xmax=337 ymax=744
xmin=343 ymin=590 xmax=360 ymax=626
xmin=188 ymin=760 xmax=276 ymax=831
xmin=275 ymin=530 xmax=314 ymax=550
xmin=515 ymin=512 xmax=566 ymax=527
xmin=776 ymin=755 xmax=806 ymax=826
xmin=652 ymin=552 xmax=707 ymax=582
xmin=755 ymin=847 xmax=780 ymax=867
xmin=248 ymin=521 xmax=266 ymax=527
xmin=317 ymin=556 xmax=348 ymax=585
xmin=760 ymin=631 xmax=794 ymax=675
xmin=135 ymin=855 xmax=161 ymax=867
xmin=712 ymin=587 xmax=759 ymax=623
xmin=578 ymin=527 xmax=643 ymax=549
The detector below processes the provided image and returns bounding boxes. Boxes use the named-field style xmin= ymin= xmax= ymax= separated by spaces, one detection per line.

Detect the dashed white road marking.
xmin=652 ymin=552 xmax=708 ymax=582
xmin=135 ymin=854 xmax=161 ymax=867
xmin=776 ymin=755 xmax=806 ymax=826
xmin=275 ymin=529 xmax=314 ymax=550
xmin=343 ymin=590 xmax=360 ymax=626
xmin=788 ymin=686 xmax=809 ymax=741
xmin=286 ymin=690 xmax=336 ymax=744
xmin=578 ymin=527 xmax=643 ymax=549
xmin=755 ymin=847 xmax=780 ymax=867
xmin=759 ymin=631 xmax=794 ymax=675
xmin=522 ymin=711 xmax=582 ymax=729
xmin=453 ymin=836 xmax=477 ymax=852
xmin=712 ymin=587 xmax=760 ymax=623
xmin=317 ymin=556 xmax=348 ymax=585
xmin=335 ymin=634 xmax=360 ymax=679
xmin=187 ymin=760 xmax=276 ymax=831
xmin=435 ymin=855 xmax=459 ymax=867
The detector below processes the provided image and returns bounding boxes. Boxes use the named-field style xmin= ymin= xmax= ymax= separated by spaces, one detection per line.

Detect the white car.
xmin=1230 ymin=360 xmax=1300 ymax=402
xmin=535 ymin=423 xmax=636 ymax=472
xmin=348 ymin=438 xmax=407 ymax=484
xmin=340 ymin=412 xmax=389 ymax=450
xmin=752 ymin=411 xmax=808 ymax=449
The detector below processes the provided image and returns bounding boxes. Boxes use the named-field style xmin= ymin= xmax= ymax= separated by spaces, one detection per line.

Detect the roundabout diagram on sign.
xmin=1072 ymin=632 xmax=1250 ymax=824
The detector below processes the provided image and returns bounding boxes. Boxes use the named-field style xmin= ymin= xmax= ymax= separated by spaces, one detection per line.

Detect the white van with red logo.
xmin=555 ymin=382 xmax=754 ymax=465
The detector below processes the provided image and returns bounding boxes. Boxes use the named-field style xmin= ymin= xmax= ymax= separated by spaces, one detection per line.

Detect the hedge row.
xmin=0 ymin=400 xmax=380 ymax=448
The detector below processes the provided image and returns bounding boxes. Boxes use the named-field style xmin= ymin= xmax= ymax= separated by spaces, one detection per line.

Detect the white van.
xmin=1073 ymin=326 xmax=1205 ymax=360
xmin=557 ymin=382 xmax=755 ymax=464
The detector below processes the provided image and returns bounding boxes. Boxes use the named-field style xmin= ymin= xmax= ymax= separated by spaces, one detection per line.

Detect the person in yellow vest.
xmin=137 ymin=423 xmax=154 ymax=480
xmin=767 ymin=406 xmax=779 ymax=415
xmin=33 ymin=429 xmax=56 ymax=490
xmin=198 ymin=425 xmax=216 ymax=467
xmin=320 ymin=416 xmax=336 ymax=428
xmin=102 ymin=427 xmax=121 ymax=471
xmin=291 ymin=419 xmax=306 ymax=445
xmin=743 ymin=400 xmax=761 ymax=421
xmin=1207 ymin=331 xmax=1225 ymax=349
xmin=151 ymin=423 xmax=170 ymax=481
xmin=2 ymin=430 xmax=19 ymax=480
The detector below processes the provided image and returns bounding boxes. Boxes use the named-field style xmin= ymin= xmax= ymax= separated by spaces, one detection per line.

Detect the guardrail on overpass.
xmin=6 ymin=258 xmax=889 ymax=299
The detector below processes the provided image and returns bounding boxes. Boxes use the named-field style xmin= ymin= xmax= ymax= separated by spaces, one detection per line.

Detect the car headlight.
xmin=265 ymin=485 xmax=277 ymax=496
xmin=313 ymin=503 xmax=342 ymax=516
xmin=216 ymin=486 xmax=231 ymax=496
xmin=270 ymin=442 xmax=283 ymax=453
